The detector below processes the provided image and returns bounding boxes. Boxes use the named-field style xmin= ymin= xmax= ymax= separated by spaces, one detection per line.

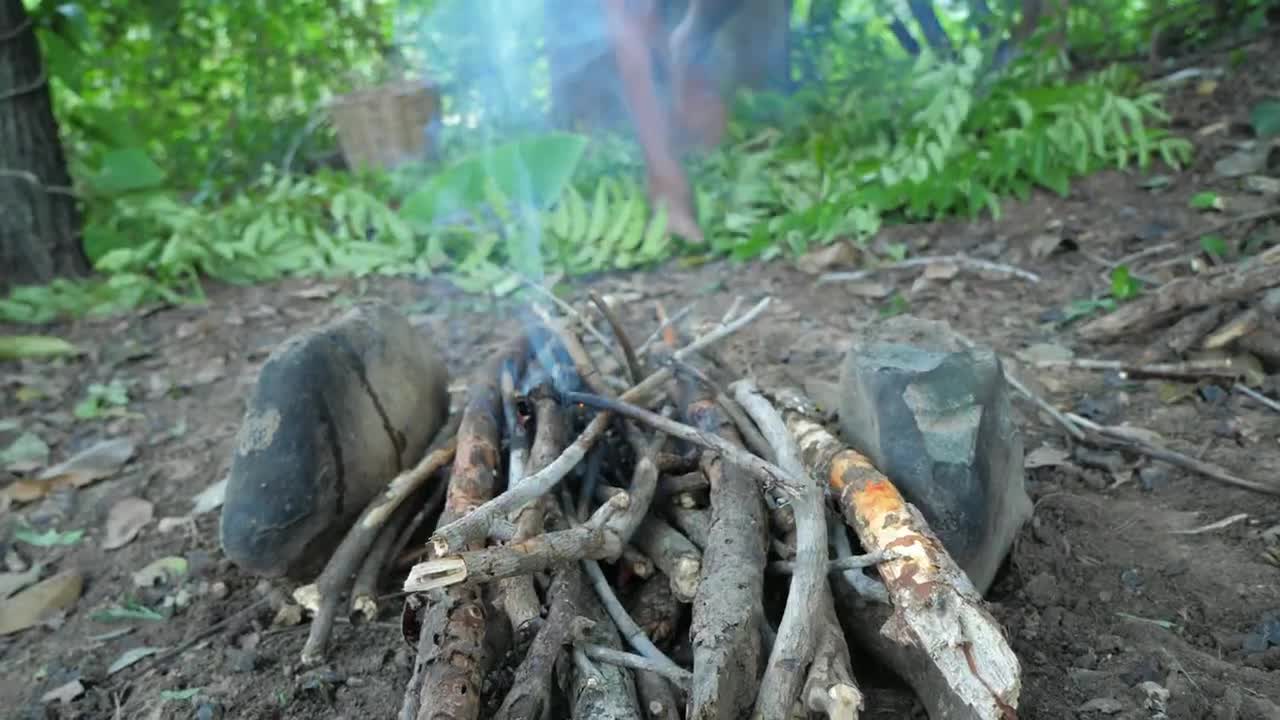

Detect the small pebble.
xmin=1119 ymin=568 xmax=1143 ymax=593
xmin=1138 ymin=466 xmax=1168 ymax=492
xmin=1199 ymin=385 xmax=1227 ymax=404
xmin=225 ymin=648 xmax=257 ymax=674
xmin=209 ymin=581 xmax=229 ymax=600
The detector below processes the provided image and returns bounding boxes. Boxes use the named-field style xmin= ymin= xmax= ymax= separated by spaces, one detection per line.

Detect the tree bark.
xmin=0 ymin=0 xmax=87 ymax=291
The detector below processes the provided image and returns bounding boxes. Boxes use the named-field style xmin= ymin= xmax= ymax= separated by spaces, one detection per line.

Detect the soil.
xmin=3 ymin=41 xmax=1280 ymax=720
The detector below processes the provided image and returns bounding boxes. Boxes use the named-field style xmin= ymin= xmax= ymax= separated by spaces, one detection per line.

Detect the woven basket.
xmin=328 ymin=80 xmax=441 ymax=171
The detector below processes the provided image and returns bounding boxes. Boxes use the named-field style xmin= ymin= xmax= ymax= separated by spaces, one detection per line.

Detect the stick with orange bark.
xmin=784 ymin=411 xmax=1022 ymax=720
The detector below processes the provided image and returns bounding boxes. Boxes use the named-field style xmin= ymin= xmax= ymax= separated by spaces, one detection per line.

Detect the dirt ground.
xmin=3 ymin=43 xmax=1280 ymax=720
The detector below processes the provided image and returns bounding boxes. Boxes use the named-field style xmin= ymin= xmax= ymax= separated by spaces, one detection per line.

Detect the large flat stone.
xmin=837 ymin=315 xmax=1031 ymax=593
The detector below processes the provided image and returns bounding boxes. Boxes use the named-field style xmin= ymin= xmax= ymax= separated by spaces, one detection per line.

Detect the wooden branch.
xmin=1034 ymin=355 xmax=1244 ymax=380
xmin=629 ymin=512 xmax=702 ymax=603
xmin=766 ymin=552 xmax=888 ymax=575
xmin=577 ymin=640 xmax=693 ymax=690
xmin=428 ymin=298 xmax=773 ymax=557
xmin=604 ymin=426 xmax=667 ymax=545
xmin=803 ymin=584 xmax=863 ymax=720
xmin=498 ymin=396 xmax=567 ymax=640
xmin=681 ymin=371 xmax=767 ymax=720
xmin=564 ymin=391 xmax=802 ymax=502
xmin=404 ymin=493 xmax=629 ymax=591
xmin=626 ymin=573 xmax=685 ymax=719
xmin=415 ymin=345 xmax=525 ymax=720
xmin=349 ymin=495 xmax=419 ymax=622
xmin=731 ymin=380 xmax=830 ymax=719
xmin=787 ymin=413 xmax=1022 ymax=720
xmin=829 ymin=518 xmax=890 ymax=605
xmin=1078 ymin=244 xmax=1280 ymax=340
xmin=494 ymin=566 xmax=586 ymax=720
xmin=570 ymin=605 xmax=643 ymax=718
xmin=817 ymin=253 xmax=1042 ymax=285
xmin=667 ymin=506 xmax=710 ymax=550
xmin=1066 ymin=412 xmax=1280 ymax=496
xmin=572 ymin=545 xmax=687 ymax=681
xmin=591 ymin=290 xmax=643 ymax=384
xmin=296 ymin=413 xmax=460 ymax=665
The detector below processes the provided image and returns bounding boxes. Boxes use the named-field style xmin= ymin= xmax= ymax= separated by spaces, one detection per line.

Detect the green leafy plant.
xmin=1200 ymin=234 xmax=1229 ymax=260
xmin=1110 ymin=265 xmax=1141 ymax=300
xmin=14 ymin=523 xmax=85 ymax=547
xmin=74 ymin=380 xmax=131 ymax=419
xmin=1189 ymin=191 xmax=1224 ymax=211
xmin=2 ymin=2 xmax=1205 ymax=323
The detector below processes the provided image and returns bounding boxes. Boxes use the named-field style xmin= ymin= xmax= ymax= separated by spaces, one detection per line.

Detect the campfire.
xmin=277 ymin=295 xmax=1021 ymax=720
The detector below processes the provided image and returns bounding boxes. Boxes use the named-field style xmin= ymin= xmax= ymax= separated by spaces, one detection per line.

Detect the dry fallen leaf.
xmin=103 ymin=497 xmax=155 ymax=550
xmin=1029 ymin=233 xmax=1065 ymax=259
xmin=40 ymin=679 xmax=85 ymax=705
xmin=797 ymin=241 xmax=859 ymax=274
xmin=0 ymin=569 xmax=83 ymax=635
xmin=37 ymin=438 xmax=135 ymax=488
xmin=191 ymin=477 xmax=227 ymax=515
xmin=2 ymin=479 xmax=52 ymax=504
xmin=1 ymin=431 xmax=51 ymax=473
xmin=1025 ymin=446 xmax=1071 ymax=469
xmin=0 ymin=562 xmax=44 ymax=599
xmin=107 ymin=646 xmax=165 ymax=675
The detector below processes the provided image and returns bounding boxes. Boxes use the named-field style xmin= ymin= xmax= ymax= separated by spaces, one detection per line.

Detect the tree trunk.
xmin=0 ymin=0 xmax=87 ymax=292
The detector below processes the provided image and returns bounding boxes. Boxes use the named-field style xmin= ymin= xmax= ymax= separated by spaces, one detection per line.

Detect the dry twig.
xmin=817 ymin=254 xmax=1041 ymax=285
xmin=428 ymin=297 xmax=773 ymax=557
xmin=1078 ymin=244 xmax=1280 ymax=340
xmin=1066 ymin=412 xmax=1280 ymax=496
xmin=296 ymin=413 xmax=461 ymax=665
xmin=732 ymin=380 xmax=840 ymax=719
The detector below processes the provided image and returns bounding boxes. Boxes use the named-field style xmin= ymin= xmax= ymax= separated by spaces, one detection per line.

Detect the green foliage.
xmin=2 ymin=0 xmax=1207 ymax=324
xmin=74 ymin=380 xmax=130 ymax=419
xmin=14 ymin=522 xmax=85 ymax=547
xmin=1200 ymin=234 xmax=1229 ymax=260
xmin=1110 ymin=265 xmax=1141 ymax=301
xmin=32 ymin=0 xmax=399 ymax=196
xmin=1189 ymin=191 xmax=1224 ymax=211
xmin=691 ymin=48 xmax=1191 ymax=263
xmin=1249 ymin=99 xmax=1280 ymax=138
xmin=0 ymin=335 xmax=80 ymax=361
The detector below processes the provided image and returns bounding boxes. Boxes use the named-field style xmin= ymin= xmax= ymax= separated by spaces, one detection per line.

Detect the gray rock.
xmin=836 ymin=315 xmax=1032 ymax=593
xmin=220 ymin=301 xmax=450 ymax=579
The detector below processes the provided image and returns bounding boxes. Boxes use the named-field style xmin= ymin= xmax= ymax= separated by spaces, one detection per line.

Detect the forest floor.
xmin=3 ymin=41 xmax=1280 ymax=720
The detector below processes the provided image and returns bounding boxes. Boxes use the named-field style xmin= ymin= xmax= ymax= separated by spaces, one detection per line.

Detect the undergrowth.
xmin=1 ymin=49 xmax=1193 ymax=325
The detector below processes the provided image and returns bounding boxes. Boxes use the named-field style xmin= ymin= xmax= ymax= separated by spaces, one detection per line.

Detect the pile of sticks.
xmin=294 ymin=295 xmax=1021 ymax=720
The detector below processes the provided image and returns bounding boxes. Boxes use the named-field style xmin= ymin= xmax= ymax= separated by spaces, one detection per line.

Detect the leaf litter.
xmin=0 ymin=570 xmax=83 ymax=635
xmin=103 ymin=497 xmax=155 ymax=550
xmin=108 ymin=646 xmax=166 ymax=675
xmin=39 ymin=679 xmax=85 ymax=705
xmin=0 ymin=562 xmax=45 ymax=599
xmin=4 ymin=437 xmax=137 ymax=505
